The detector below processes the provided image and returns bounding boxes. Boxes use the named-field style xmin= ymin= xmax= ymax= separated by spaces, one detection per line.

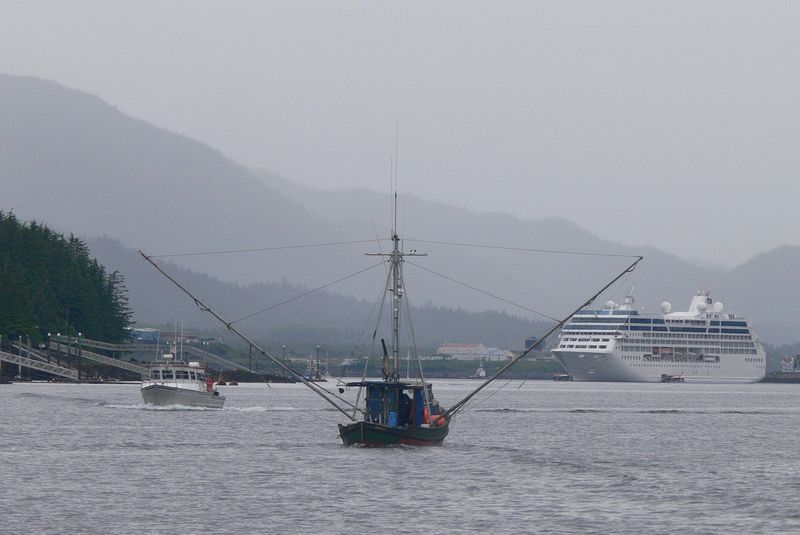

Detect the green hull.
xmin=338 ymin=421 xmax=449 ymax=446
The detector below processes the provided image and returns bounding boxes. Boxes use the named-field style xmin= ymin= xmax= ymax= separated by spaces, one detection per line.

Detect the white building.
xmin=436 ymin=343 xmax=513 ymax=361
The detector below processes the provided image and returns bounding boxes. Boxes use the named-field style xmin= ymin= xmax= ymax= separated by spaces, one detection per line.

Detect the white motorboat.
xmin=141 ymin=354 xmax=225 ymax=408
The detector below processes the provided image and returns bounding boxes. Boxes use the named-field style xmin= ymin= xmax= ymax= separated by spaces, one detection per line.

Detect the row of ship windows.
xmin=149 ymin=369 xmax=206 ymax=381
xmin=619 ymin=345 xmax=759 ymax=353
xmin=563 ymin=345 xmax=608 ymax=349
xmin=618 ymin=348 xmax=759 ymax=356
xmin=636 ymin=333 xmax=752 ymax=341
xmin=629 ymin=363 xmax=721 ymax=368
xmin=562 ymin=331 xmax=617 ymax=336
xmin=572 ymin=317 xmax=746 ymax=326
xmin=567 ymin=325 xmax=750 ymax=335
xmin=561 ymin=337 xmax=611 ymax=343
xmin=625 ymin=340 xmax=756 ymax=349
xmin=623 ymin=357 xmax=764 ymax=364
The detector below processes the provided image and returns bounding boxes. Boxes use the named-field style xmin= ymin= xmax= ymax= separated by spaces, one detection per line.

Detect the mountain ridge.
xmin=1 ymin=72 xmax=797 ymax=343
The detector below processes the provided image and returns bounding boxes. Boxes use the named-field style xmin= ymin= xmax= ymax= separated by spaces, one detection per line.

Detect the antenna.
xmin=393 ymin=122 xmax=399 ymax=236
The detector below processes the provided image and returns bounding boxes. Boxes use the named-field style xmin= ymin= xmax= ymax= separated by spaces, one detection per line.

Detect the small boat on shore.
xmin=660 ymin=374 xmax=685 ymax=383
xmin=141 ymin=354 xmax=225 ymax=408
xmin=470 ymin=363 xmax=487 ymax=379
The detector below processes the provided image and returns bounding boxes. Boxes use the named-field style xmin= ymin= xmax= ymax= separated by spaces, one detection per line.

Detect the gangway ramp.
xmin=12 ymin=344 xmax=50 ymax=363
xmin=50 ymin=342 xmax=146 ymax=376
xmin=48 ymin=335 xmax=242 ymax=374
xmin=0 ymin=350 xmax=78 ymax=381
xmin=50 ymin=334 xmax=162 ymax=354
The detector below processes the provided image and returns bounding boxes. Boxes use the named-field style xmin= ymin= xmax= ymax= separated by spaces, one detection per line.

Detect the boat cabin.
xmin=347 ymin=381 xmax=441 ymax=428
xmin=143 ymin=354 xmax=212 ymax=393
xmin=147 ymin=365 xmax=208 ymax=383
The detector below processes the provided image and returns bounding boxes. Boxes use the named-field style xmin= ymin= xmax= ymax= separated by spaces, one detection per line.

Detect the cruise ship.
xmin=552 ymin=290 xmax=766 ymax=383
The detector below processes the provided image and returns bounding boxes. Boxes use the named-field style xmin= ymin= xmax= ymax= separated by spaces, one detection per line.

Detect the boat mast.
xmin=367 ymin=192 xmax=426 ymax=382
xmin=390 ymin=225 xmax=401 ymax=381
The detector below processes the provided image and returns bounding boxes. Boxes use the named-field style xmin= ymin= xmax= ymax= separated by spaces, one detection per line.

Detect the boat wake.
xmin=222 ymin=406 xmax=330 ymax=412
xmin=474 ymin=407 xmax=788 ymax=415
xmin=104 ymin=403 xmax=224 ymax=411
xmin=103 ymin=403 xmax=331 ymax=412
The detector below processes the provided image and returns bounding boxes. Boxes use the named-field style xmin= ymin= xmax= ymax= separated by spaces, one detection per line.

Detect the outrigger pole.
xmin=443 ymin=255 xmax=643 ymax=419
xmin=139 ymin=251 xmax=359 ymax=422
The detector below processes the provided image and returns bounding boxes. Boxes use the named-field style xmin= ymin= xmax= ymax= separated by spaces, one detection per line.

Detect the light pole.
xmin=315 ymin=345 xmax=321 ymax=381
xmin=77 ymin=332 xmax=82 ymax=382
xmin=281 ymin=345 xmax=286 ymax=377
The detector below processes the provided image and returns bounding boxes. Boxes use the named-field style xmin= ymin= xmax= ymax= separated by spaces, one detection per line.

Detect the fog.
xmin=1 ymin=1 xmax=798 ymax=266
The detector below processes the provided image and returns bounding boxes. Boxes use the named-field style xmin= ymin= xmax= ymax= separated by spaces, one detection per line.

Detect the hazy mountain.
xmin=0 ymin=73 xmax=371 ymax=288
xmin=1 ymin=73 xmax=797 ymax=344
xmin=258 ymin=170 xmax=800 ymax=342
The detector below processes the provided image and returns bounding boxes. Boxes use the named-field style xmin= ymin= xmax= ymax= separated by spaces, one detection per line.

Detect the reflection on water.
xmin=2 ymin=381 xmax=800 ymax=534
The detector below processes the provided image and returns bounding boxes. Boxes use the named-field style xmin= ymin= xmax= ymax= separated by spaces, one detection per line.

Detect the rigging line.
xmin=400 ymin=287 xmax=432 ymax=414
xmin=469 ymin=380 xmax=513 ymax=411
xmin=608 ymin=268 xmax=634 ymax=302
xmin=352 ymin=269 xmax=392 ymax=419
xmin=148 ymin=239 xmax=386 ymax=258
xmin=138 ymin=250 xmax=362 ymax=421
xmin=404 ymin=260 xmax=561 ymax=323
xmin=442 ymin=255 xmax=643 ymax=420
xmin=399 ymin=270 xmax=422 ymax=363
xmin=230 ymin=261 xmax=386 ymax=325
xmin=369 ymin=216 xmax=389 ymax=276
xmin=349 ymin=267 xmax=390 ymax=355
xmin=404 ymin=239 xmax=641 ymax=260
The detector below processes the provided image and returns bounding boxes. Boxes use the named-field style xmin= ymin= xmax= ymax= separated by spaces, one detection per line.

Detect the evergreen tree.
xmin=0 ymin=211 xmax=132 ymax=345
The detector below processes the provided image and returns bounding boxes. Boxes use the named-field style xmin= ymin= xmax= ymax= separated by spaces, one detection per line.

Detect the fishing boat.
xmin=141 ymin=354 xmax=225 ymax=408
xmin=337 ymin=380 xmax=448 ymax=446
xmin=336 ymin=228 xmax=450 ymax=446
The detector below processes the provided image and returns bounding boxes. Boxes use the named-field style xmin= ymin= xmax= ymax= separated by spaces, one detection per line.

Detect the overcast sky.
xmin=2 ymin=1 xmax=798 ymax=267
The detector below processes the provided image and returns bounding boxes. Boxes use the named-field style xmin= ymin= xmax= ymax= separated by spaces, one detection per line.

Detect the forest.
xmin=0 ymin=211 xmax=131 ymax=345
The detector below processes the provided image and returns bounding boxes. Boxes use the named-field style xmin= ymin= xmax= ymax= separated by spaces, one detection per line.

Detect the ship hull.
xmin=338 ymin=421 xmax=449 ymax=446
xmin=141 ymin=384 xmax=225 ymax=408
xmin=554 ymin=350 xmax=765 ymax=383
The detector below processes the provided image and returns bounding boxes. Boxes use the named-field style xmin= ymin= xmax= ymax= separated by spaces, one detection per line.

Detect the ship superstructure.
xmin=553 ymin=290 xmax=766 ymax=383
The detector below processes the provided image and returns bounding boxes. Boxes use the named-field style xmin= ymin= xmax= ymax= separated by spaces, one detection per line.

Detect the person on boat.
xmin=400 ymin=392 xmax=412 ymax=426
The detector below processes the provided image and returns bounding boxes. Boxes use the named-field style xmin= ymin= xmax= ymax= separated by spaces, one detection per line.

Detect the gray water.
xmin=2 ymin=380 xmax=800 ymax=534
